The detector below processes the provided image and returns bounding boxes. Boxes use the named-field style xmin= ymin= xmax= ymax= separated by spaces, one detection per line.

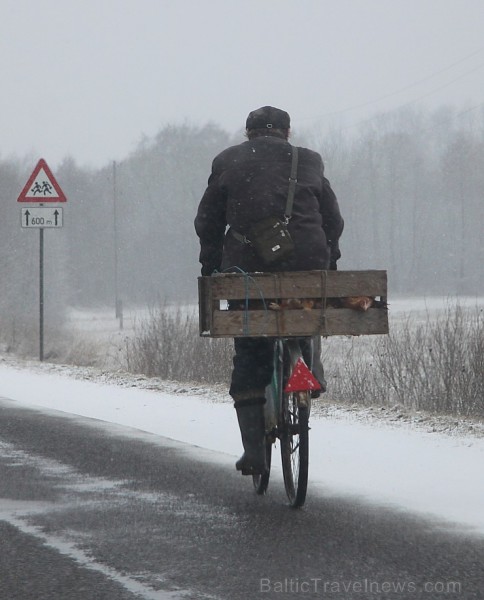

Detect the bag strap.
xmin=284 ymin=145 xmax=298 ymax=219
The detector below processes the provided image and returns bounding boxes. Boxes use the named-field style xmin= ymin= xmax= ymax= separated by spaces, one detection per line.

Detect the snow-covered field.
xmin=1 ymin=344 xmax=484 ymax=536
xmin=60 ymin=295 xmax=484 ymax=371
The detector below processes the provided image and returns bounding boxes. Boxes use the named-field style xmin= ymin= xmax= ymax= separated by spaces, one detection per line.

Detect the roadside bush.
xmin=123 ymin=301 xmax=484 ymax=417
xmin=376 ymin=305 xmax=484 ymax=416
xmin=323 ymin=336 xmax=386 ymax=407
xmin=124 ymin=304 xmax=233 ymax=384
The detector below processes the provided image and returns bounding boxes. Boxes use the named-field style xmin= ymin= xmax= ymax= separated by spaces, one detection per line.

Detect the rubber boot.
xmin=234 ymin=398 xmax=267 ymax=476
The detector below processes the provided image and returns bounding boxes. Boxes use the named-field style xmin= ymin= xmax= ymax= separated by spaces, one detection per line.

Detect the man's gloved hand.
xmin=201 ymin=265 xmax=216 ymax=276
xmin=328 ymin=241 xmax=341 ymax=271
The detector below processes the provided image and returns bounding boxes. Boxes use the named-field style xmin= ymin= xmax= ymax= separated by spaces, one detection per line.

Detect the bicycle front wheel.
xmin=252 ymin=439 xmax=272 ymax=495
xmin=280 ymin=391 xmax=309 ymax=508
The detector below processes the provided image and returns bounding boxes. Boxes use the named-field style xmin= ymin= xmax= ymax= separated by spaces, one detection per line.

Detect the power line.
xmin=336 ymin=62 xmax=484 ymax=132
xmin=303 ymin=46 xmax=484 ymax=121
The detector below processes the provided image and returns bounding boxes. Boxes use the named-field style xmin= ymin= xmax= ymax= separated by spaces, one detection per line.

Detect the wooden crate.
xmin=198 ymin=270 xmax=388 ymax=338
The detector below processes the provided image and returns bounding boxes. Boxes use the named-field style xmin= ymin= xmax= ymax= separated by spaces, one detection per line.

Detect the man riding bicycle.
xmin=195 ymin=106 xmax=344 ymax=476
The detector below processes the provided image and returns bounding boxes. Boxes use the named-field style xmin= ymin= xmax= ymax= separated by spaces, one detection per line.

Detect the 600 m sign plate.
xmin=21 ymin=206 xmax=63 ymax=228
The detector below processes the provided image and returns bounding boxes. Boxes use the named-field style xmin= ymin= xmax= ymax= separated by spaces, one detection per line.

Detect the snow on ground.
xmin=1 ymin=356 xmax=484 ymax=536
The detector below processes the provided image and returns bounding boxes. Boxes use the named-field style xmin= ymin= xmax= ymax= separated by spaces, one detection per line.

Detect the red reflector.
xmin=284 ymin=358 xmax=321 ymax=393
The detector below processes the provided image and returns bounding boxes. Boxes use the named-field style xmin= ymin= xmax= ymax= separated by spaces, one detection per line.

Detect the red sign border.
xmin=17 ymin=158 xmax=67 ymax=203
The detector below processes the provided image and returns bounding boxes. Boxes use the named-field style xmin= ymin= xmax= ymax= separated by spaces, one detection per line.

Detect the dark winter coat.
xmin=195 ymin=135 xmax=344 ymax=276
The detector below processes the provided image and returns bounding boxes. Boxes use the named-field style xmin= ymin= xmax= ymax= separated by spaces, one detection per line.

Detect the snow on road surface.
xmin=1 ymin=359 xmax=483 ymax=536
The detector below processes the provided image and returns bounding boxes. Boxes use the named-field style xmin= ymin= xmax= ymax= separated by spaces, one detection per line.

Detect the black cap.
xmin=246 ymin=106 xmax=291 ymax=131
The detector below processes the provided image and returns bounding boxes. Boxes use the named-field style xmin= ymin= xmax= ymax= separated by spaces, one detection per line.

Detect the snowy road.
xmin=1 ymin=359 xmax=484 ymax=598
xmin=1 ymin=399 xmax=483 ymax=600
xmin=1 ymin=361 xmax=484 ymax=533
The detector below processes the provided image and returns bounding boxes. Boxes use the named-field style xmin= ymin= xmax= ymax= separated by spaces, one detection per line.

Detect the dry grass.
xmin=124 ymin=301 xmax=484 ymax=417
xmin=324 ymin=304 xmax=484 ymax=417
xmin=0 ymin=311 xmax=106 ymax=367
xmin=376 ymin=305 xmax=484 ymax=416
xmin=124 ymin=304 xmax=233 ymax=384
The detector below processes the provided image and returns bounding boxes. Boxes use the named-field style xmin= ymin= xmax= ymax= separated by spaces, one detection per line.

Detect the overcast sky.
xmin=1 ymin=0 xmax=484 ymax=168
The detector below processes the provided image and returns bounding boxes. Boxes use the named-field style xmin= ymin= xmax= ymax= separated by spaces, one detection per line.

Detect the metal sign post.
xmin=39 ymin=228 xmax=44 ymax=361
xmin=17 ymin=158 xmax=66 ymax=362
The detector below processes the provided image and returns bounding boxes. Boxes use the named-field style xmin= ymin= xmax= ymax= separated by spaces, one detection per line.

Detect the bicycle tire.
xmin=280 ymin=390 xmax=309 ymax=508
xmin=252 ymin=439 xmax=272 ymax=494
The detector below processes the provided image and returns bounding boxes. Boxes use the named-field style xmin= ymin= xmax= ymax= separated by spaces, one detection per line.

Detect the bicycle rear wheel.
xmin=280 ymin=390 xmax=309 ymax=508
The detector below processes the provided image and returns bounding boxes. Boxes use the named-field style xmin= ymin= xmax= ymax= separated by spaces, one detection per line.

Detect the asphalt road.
xmin=0 ymin=397 xmax=483 ymax=600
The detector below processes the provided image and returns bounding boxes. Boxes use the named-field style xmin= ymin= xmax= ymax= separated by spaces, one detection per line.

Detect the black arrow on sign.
xmin=54 ymin=210 xmax=59 ymax=226
xmin=24 ymin=210 xmax=30 ymax=226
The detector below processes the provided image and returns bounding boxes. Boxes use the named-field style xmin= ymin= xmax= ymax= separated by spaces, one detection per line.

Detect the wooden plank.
xmin=204 ymin=270 xmax=387 ymax=301
xmin=212 ymin=308 xmax=319 ymax=337
xmin=323 ymin=308 xmax=389 ymax=336
xmin=198 ymin=277 xmax=212 ymax=334
xmin=210 ymin=307 xmax=388 ymax=337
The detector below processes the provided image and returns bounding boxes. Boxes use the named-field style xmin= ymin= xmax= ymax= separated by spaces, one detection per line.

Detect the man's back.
xmin=195 ymin=134 xmax=343 ymax=274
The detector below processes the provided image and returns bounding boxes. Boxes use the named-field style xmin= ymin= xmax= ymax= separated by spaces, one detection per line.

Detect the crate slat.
xmin=208 ymin=270 xmax=386 ymax=300
xmin=205 ymin=307 xmax=388 ymax=337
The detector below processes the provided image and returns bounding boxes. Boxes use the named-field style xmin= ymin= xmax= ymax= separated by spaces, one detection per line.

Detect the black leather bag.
xmin=248 ymin=215 xmax=294 ymax=265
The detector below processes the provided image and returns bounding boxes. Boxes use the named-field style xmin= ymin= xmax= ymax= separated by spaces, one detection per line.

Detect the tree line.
xmin=1 ymin=105 xmax=483 ymax=333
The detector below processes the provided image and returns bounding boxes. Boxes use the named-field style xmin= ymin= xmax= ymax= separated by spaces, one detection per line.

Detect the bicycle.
xmin=253 ymin=337 xmax=319 ymax=508
xmin=198 ymin=269 xmax=389 ymax=508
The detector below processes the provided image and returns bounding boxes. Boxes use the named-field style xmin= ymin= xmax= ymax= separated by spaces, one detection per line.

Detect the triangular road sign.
xmin=284 ymin=357 xmax=322 ymax=393
xmin=17 ymin=158 xmax=67 ymax=203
